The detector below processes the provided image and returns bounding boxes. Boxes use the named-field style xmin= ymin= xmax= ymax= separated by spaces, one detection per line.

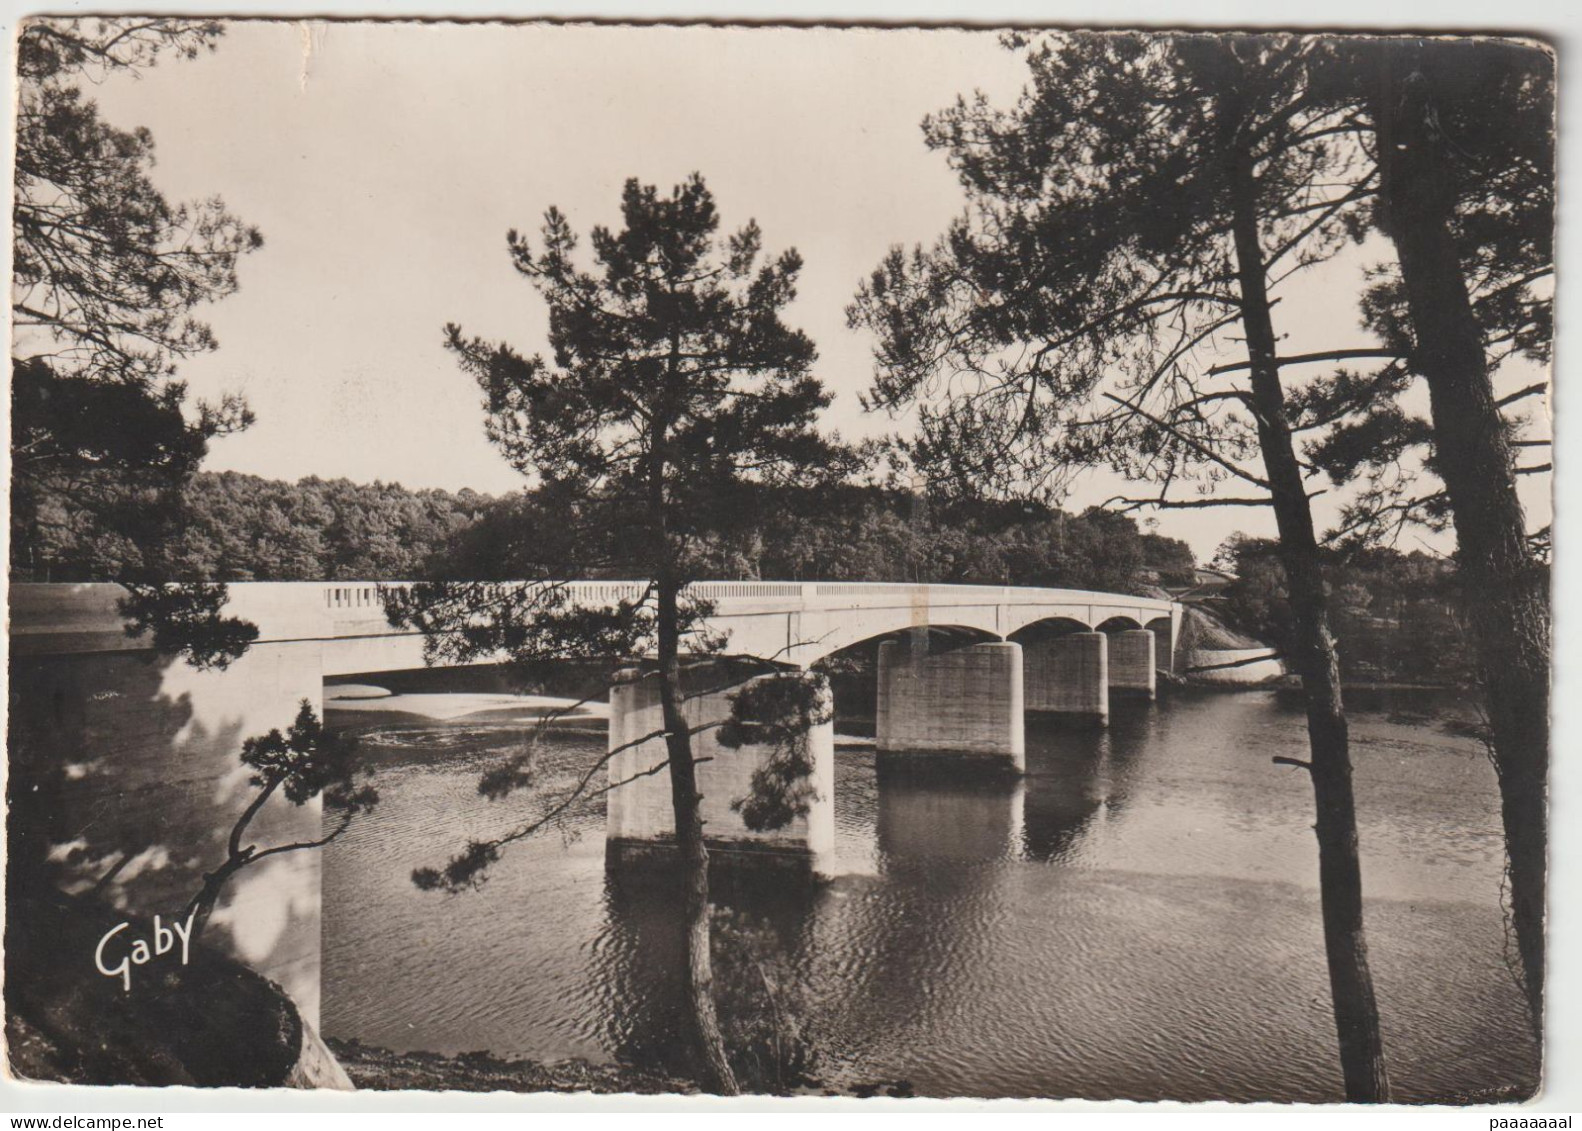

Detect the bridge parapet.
xmin=322 ymin=579 xmax=1178 ymax=608
xmin=14 ymin=580 xmax=1181 ymax=671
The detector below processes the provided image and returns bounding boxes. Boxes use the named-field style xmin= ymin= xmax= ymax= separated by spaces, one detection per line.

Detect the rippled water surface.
xmin=321 ymin=684 xmax=1537 ymax=1101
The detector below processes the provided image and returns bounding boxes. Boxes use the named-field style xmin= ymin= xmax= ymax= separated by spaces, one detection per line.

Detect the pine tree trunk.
xmin=1231 ymin=160 xmax=1391 ymax=1102
xmin=1372 ymin=52 xmax=1549 ymax=1037
xmin=656 ymin=574 xmax=740 ymax=1095
xmin=185 ymin=856 xmax=245 ymax=947
xmin=186 ymin=777 xmax=279 ymax=945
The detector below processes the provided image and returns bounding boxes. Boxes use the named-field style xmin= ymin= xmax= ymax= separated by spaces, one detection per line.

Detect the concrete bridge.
xmin=8 ymin=580 xmax=1179 ymax=1026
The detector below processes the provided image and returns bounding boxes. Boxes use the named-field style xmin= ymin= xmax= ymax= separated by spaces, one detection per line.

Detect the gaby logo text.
xmin=94 ymin=912 xmax=197 ymax=992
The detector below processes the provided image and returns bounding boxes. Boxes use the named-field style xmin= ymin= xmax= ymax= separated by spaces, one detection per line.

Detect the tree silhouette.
xmin=185 ymin=701 xmax=378 ymax=944
xmin=1179 ymin=36 xmax=1554 ymax=1032
xmin=13 ymin=18 xmax=261 ymax=388
xmin=1359 ymin=39 xmax=1553 ymax=1034
xmin=850 ymin=32 xmax=1408 ymax=1099
xmin=12 ymin=17 xmax=263 ymax=669
xmin=390 ymin=174 xmax=841 ymax=1094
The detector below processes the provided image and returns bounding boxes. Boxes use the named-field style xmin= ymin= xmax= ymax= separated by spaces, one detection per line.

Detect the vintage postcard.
xmin=4 ymin=15 xmax=1557 ymax=1108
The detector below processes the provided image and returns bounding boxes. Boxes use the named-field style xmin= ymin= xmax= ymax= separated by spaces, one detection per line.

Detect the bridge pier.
xmin=604 ymin=669 xmax=836 ymax=878
xmin=876 ymin=639 xmax=1025 ymax=773
xmin=1145 ymin=617 xmax=1175 ymax=675
xmin=1108 ymin=629 xmax=1157 ymax=700
xmin=1022 ymin=632 xmax=1109 ymax=726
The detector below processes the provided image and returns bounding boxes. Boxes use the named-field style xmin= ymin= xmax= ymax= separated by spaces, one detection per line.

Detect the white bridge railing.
xmin=322 ymin=579 xmax=1177 ymax=617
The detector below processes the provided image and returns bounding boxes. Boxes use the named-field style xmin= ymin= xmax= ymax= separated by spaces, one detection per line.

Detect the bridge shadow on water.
xmin=1019 ymin=705 xmax=1158 ymax=863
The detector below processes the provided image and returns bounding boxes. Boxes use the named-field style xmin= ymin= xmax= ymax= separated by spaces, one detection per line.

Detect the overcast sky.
xmin=85 ymin=20 xmax=1551 ymax=562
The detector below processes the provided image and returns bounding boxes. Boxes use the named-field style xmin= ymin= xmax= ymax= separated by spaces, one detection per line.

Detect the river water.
xmin=320 ymin=680 xmax=1538 ymax=1101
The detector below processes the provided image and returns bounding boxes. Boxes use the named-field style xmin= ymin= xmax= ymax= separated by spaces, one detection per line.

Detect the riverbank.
xmin=326 ymin=1038 xmax=694 ymax=1094
xmin=1165 ymin=672 xmax=1462 ymax=694
xmin=324 ymin=1039 xmax=923 ymax=1098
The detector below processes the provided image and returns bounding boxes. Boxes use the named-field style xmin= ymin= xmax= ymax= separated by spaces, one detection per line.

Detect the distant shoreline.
xmin=1171 ymin=676 xmax=1459 ymax=694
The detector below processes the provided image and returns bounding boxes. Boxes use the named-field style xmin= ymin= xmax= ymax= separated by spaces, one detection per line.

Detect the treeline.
xmin=1212 ymin=535 xmax=1491 ymax=686
xmin=765 ymin=490 xmax=1196 ymax=592
xmin=13 ymin=471 xmax=492 ymax=582
xmin=446 ymin=482 xmax=1194 ymax=593
xmin=13 ymin=471 xmax=1194 ymax=595
xmin=19 ymin=459 xmax=1491 ymax=685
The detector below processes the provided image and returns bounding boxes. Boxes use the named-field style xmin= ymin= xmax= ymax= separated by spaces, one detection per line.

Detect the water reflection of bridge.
xmin=9 ymin=580 xmax=1179 ymax=1026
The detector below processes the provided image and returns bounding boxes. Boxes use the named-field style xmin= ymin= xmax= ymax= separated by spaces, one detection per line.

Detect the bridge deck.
xmin=11 ymin=581 xmax=1179 ymax=669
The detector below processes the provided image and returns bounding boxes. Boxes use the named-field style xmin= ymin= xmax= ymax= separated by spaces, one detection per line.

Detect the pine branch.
xmin=1206 ymin=347 xmax=1406 ymax=378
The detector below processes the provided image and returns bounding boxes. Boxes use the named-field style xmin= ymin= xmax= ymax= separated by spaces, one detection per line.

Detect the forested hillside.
xmin=14 ymin=463 xmax=1489 ymax=685
xmin=12 ymin=470 xmax=491 ymax=582
xmin=1212 ymin=535 xmax=1487 ymax=685
xmin=442 ymin=482 xmax=1197 ymax=593
xmin=11 ymin=470 xmax=1196 ymax=594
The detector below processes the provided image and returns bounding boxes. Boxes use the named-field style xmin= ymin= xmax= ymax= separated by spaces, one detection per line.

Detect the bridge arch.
xmin=777 ymin=607 xmax=1009 ymax=666
xmin=1007 ymin=616 xmax=1093 ymax=642
xmin=811 ymin=622 xmax=1004 ymax=665
xmin=1096 ymin=614 xmax=1146 ymax=632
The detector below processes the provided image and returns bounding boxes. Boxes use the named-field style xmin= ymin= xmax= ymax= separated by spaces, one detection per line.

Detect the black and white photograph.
xmin=2 ymin=11 xmax=1564 ymax=1110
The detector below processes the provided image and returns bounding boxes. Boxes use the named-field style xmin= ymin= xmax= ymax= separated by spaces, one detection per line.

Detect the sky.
xmin=79 ymin=19 xmax=1552 ymax=562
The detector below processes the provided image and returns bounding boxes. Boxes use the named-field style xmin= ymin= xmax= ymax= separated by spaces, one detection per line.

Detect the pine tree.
xmin=1360 ymin=37 xmax=1553 ymax=1034
xmin=850 ymin=32 xmax=1399 ymax=1099
xmin=12 ymin=18 xmax=264 ymax=667
xmin=394 ymin=175 xmax=839 ymax=1093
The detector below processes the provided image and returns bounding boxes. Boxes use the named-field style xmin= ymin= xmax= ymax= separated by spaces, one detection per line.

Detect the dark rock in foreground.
xmin=6 ymin=890 xmax=346 ymax=1089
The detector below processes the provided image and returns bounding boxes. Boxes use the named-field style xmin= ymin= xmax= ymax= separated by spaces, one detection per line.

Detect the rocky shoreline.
xmin=325 ymin=1037 xmax=695 ymax=1095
